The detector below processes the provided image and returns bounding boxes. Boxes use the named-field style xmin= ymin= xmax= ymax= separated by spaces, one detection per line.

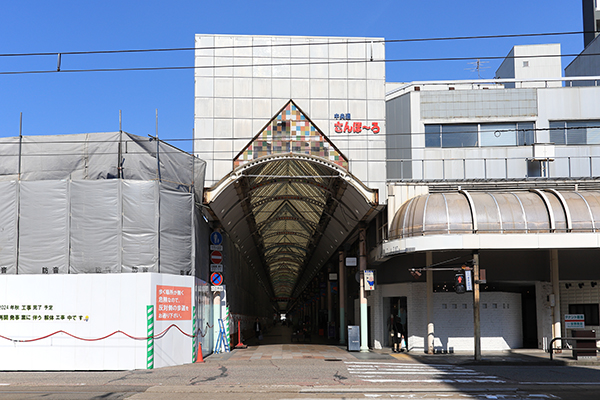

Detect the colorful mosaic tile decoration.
xmin=234 ymin=102 xmax=349 ymax=170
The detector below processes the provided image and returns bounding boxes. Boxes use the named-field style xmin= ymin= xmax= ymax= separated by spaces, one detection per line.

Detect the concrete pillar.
xmin=426 ymin=251 xmax=434 ymax=354
xmin=339 ymin=250 xmax=346 ymax=344
xmin=551 ymin=249 xmax=562 ymax=347
xmin=359 ymin=227 xmax=369 ymax=352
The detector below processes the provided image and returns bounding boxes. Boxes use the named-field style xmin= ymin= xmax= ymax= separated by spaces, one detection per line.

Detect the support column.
xmin=339 ymin=250 xmax=346 ymax=344
xmin=359 ymin=227 xmax=369 ymax=352
xmin=551 ymin=249 xmax=561 ymax=347
xmin=426 ymin=251 xmax=434 ymax=354
xmin=327 ymin=272 xmax=332 ymax=329
xmin=314 ymin=295 xmax=318 ymax=334
xmin=473 ymin=251 xmax=481 ymax=361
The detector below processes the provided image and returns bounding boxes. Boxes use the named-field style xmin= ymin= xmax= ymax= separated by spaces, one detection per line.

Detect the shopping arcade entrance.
xmin=203 ymin=100 xmax=379 ymax=325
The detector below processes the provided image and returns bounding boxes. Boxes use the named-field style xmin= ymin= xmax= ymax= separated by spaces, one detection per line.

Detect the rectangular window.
xmin=425 ymin=124 xmax=441 ymax=148
xmin=567 ymin=121 xmax=587 ymax=145
xmin=441 ymin=124 xmax=478 ymax=148
xmin=425 ymin=122 xmax=535 ymax=148
xmin=569 ymin=303 xmax=600 ymax=326
xmin=480 ymin=123 xmax=517 ymax=147
xmin=549 ymin=121 xmax=566 ymax=144
xmin=517 ymin=122 xmax=535 ymax=146
xmin=550 ymin=120 xmax=600 ymax=145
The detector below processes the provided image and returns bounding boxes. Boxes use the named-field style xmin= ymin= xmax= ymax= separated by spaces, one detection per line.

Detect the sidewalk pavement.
xmin=210 ymin=322 xmax=600 ymax=366
xmin=373 ymin=347 xmax=600 ymax=366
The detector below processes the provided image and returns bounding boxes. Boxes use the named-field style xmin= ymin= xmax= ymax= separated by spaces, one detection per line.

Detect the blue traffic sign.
xmin=211 ymin=272 xmax=223 ymax=286
xmin=210 ymin=231 xmax=223 ymax=246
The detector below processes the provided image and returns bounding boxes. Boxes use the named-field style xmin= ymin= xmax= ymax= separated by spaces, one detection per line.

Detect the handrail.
xmin=548 ymin=336 xmax=599 ymax=361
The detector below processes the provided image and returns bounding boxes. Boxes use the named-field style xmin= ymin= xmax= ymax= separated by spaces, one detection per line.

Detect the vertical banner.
xmin=465 ymin=270 xmax=473 ymax=291
xmin=146 ymin=305 xmax=154 ymax=370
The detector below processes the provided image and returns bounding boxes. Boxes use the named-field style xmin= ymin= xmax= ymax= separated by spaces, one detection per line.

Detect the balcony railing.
xmin=386 ymin=154 xmax=600 ymax=181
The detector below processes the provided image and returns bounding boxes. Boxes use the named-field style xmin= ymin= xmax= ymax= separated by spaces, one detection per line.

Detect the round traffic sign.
xmin=210 ymin=250 xmax=223 ymax=264
xmin=210 ymin=231 xmax=223 ymax=245
xmin=210 ymin=272 xmax=223 ymax=286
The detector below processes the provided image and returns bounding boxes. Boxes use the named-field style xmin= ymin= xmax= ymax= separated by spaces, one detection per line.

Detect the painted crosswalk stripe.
xmin=344 ymin=361 xmax=506 ymax=384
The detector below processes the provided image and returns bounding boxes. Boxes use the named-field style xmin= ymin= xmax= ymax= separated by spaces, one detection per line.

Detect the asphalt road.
xmin=2 ymin=324 xmax=600 ymax=399
xmin=2 ymin=355 xmax=600 ymax=399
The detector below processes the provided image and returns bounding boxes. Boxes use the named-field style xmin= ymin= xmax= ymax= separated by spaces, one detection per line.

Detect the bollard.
xmin=235 ymin=319 xmax=247 ymax=349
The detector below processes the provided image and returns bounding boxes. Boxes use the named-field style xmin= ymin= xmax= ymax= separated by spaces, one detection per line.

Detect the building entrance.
xmin=204 ymin=100 xmax=379 ymax=329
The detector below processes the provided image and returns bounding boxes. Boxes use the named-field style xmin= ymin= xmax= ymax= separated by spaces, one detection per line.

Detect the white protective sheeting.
xmin=159 ymin=189 xmax=194 ymax=275
xmin=0 ymin=132 xmax=206 ymax=189
xmin=0 ymin=180 xmax=195 ymax=275
xmin=0 ymin=132 xmax=206 ymax=277
xmin=0 ymin=181 xmax=17 ymax=274
xmin=122 ymin=180 xmax=159 ymax=273
xmin=19 ymin=181 xmax=69 ymax=274
xmin=70 ymin=180 xmax=121 ymax=273
xmin=0 ymin=137 xmax=22 ymax=181
xmin=20 ymin=133 xmax=121 ymax=180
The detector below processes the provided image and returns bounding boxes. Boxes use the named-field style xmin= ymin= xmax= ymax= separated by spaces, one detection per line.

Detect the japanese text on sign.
xmin=334 ymin=113 xmax=351 ymax=120
xmin=156 ymin=285 xmax=191 ymax=321
xmin=565 ymin=314 xmax=585 ymax=329
xmin=334 ymin=121 xmax=380 ymax=134
xmin=0 ymin=304 xmax=90 ymax=322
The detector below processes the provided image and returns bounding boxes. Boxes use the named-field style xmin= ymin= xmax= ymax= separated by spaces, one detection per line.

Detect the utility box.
xmin=348 ymin=325 xmax=360 ymax=352
xmin=573 ymin=330 xmax=597 ymax=359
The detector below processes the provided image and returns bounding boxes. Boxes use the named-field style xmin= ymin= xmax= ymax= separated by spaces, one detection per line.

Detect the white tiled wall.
xmin=195 ymin=34 xmax=387 ymax=196
xmin=375 ymin=283 xmax=523 ymax=352
xmin=433 ymin=291 xmax=522 ymax=351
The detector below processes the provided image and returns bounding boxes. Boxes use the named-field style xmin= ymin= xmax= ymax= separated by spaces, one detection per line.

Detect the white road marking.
xmin=519 ymin=381 xmax=600 ymax=385
xmin=345 ymin=361 xmax=506 ymax=384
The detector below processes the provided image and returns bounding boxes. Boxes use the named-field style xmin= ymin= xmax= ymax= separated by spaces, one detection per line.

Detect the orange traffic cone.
xmin=196 ymin=343 xmax=205 ymax=363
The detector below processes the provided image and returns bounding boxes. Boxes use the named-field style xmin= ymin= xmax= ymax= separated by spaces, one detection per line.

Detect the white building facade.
xmin=194 ymin=34 xmax=387 ymax=197
xmin=375 ymin=44 xmax=600 ymax=353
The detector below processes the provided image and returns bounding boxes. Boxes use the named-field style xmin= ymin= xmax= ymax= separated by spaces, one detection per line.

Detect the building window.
xmin=550 ymin=121 xmax=600 ymax=145
xmin=425 ymin=122 xmax=535 ymax=148
xmin=569 ymin=303 xmax=600 ymax=326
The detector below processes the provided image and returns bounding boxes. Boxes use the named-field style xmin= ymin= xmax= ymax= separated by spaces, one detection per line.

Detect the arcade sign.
xmin=333 ymin=113 xmax=379 ymax=134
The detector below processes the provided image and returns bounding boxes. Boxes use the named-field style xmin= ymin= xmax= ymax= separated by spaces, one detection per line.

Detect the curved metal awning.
xmin=205 ymin=100 xmax=378 ymax=311
xmin=383 ymin=189 xmax=600 ymax=256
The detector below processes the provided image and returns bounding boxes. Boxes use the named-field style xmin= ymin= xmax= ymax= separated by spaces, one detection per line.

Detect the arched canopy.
xmin=205 ymin=100 xmax=378 ymax=310
xmin=390 ymin=190 xmax=600 ymax=238
xmin=383 ymin=189 xmax=600 ymax=256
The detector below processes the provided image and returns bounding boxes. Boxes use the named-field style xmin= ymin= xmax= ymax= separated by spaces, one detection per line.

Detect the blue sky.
xmin=0 ymin=1 xmax=585 ymax=153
